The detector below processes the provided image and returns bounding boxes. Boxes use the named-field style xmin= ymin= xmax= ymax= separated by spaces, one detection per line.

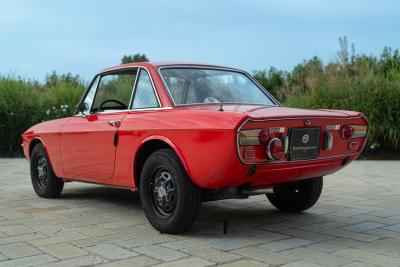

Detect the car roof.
xmin=100 ymin=62 xmax=242 ymax=73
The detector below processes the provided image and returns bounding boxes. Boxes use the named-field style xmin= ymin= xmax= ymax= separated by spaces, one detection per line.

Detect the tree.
xmin=121 ymin=53 xmax=149 ymax=64
xmin=253 ymin=67 xmax=286 ymax=99
xmin=337 ymin=36 xmax=356 ymax=66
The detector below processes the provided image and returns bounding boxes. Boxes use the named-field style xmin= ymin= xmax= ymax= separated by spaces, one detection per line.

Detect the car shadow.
xmin=59 ymin=184 xmax=330 ymax=237
xmin=60 ymin=184 xmax=142 ymax=210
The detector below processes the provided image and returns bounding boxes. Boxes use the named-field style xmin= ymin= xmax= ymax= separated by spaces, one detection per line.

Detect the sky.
xmin=1 ymin=0 xmax=399 ymax=81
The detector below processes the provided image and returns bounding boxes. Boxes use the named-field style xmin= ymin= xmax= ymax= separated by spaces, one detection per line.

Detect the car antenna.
xmin=218 ymin=99 xmax=224 ymax=112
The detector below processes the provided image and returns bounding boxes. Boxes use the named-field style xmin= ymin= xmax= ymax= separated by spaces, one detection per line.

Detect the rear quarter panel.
xmin=115 ymin=108 xmax=369 ymax=189
xmin=113 ymin=109 xmax=245 ymax=188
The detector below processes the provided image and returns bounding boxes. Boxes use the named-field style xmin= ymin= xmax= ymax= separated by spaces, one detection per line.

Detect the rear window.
xmin=160 ymin=68 xmax=275 ymax=106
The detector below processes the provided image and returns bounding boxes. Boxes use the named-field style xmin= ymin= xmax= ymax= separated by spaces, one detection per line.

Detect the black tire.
xmin=30 ymin=143 xmax=64 ymax=198
xmin=140 ymin=149 xmax=201 ymax=234
xmin=267 ymin=177 xmax=323 ymax=212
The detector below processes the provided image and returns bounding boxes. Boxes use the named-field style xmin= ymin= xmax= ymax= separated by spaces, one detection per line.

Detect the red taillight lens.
xmin=341 ymin=125 xmax=355 ymax=139
xmin=267 ymin=138 xmax=285 ymax=160
xmin=258 ymin=130 xmax=269 ymax=145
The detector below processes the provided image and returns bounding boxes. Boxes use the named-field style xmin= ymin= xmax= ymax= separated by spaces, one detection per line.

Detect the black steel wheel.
xmin=140 ymin=149 xmax=201 ymax=234
xmin=267 ymin=177 xmax=323 ymax=212
xmin=30 ymin=143 xmax=64 ymax=198
xmin=149 ymin=169 xmax=177 ymax=218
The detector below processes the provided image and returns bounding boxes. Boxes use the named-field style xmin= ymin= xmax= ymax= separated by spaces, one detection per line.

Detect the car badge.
xmin=269 ymin=127 xmax=285 ymax=134
xmin=304 ymin=119 xmax=311 ymax=127
xmin=302 ymin=134 xmax=310 ymax=144
xmin=326 ymin=124 xmax=341 ymax=131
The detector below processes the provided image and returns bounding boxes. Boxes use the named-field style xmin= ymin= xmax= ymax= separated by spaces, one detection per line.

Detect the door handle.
xmin=108 ymin=120 xmax=121 ymax=128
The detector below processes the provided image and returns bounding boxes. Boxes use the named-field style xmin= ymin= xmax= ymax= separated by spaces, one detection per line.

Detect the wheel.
xmin=267 ymin=177 xmax=323 ymax=212
xmin=140 ymin=149 xmax=201 ymax=234
xmin=30 ymin=143 xmax=64 ymax=198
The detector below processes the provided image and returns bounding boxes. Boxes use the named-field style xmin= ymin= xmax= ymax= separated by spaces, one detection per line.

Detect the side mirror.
xmin=76 ymin=102 xmax=89 ymax=114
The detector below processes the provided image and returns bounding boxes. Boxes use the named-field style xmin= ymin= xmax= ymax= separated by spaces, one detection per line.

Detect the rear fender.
xmin=140 ymin=135 xmax=191 ymax=178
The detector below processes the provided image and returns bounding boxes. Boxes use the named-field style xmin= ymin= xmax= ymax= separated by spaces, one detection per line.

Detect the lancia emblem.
xmin=304 ymin=119 xmax=311 ymax=127
xmin=302 ymin=134 xmax=310 ymax=144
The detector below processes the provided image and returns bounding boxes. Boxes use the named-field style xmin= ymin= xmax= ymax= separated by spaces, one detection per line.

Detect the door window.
xmin=92 ymin=70 xmax=138 ymax=112
xmin=131 ymin=69 xmax=159 ymax=109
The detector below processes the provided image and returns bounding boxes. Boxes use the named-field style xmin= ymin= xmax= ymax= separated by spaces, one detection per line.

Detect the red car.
xmin=22 ymin=62 xmax=368 ymax=233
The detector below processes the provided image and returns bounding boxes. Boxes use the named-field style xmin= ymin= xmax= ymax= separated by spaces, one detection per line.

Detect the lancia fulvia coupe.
xmin=22 ymin=62 xmax=368 ymax=233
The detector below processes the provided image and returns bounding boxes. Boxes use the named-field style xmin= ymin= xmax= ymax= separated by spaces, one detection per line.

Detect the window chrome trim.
xmin=75 ymin=107 xmax=172 ymax=117
xmin=75 ymin=65 xmax=163 ymax=116
xmin=129 ymin=67 xmax=161 ymax=110
xmin=128 ymin=69 xmax=140 ymax=110
xmin=89 ymin=67 xmax=140 ymax=115
xmin=102 ymin=66 xmax=162 ymax=111
xmin=100 ymin=65 xmax=162 ymax=109
xmin=76 ymin=74 xmax=100 ymax=116
xmin=129 ymin=107 xmax=173 ymax=112
xmin=157 ymin=65 xmax=281 ymax=107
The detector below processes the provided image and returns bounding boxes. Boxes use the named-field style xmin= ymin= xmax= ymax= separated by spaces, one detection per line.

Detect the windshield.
xmin=159 ymin=68 xmax=276 ymax=106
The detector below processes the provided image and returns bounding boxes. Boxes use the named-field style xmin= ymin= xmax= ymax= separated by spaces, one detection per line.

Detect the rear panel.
xmin=237 ymin=116 xmax=368 ymax=165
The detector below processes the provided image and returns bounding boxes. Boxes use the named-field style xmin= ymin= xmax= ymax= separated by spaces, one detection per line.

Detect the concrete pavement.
xmin=0 ymin=159 xmax=399 ymax=266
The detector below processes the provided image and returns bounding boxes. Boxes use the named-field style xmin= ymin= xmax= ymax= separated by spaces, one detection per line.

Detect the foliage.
xmin=0 ymin=73 xmax=85 ymax=155
xmin=121 ymin=53 xmax=149 ymax=64
xmin=255 ymin=38 xmax=400 ymax=152
xmin=1 ymin=43 xmax=399 ymax=156
xmin=253 ymin=67 xmax=286 ymax=99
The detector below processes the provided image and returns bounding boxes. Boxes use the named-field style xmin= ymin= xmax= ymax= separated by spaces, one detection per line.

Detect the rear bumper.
xmin=195 ymin=154 xmax=358 ymax=189
xmin=247 ymin=155 xmax=355 ymax=187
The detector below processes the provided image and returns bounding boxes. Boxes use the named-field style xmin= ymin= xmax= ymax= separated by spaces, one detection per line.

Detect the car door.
xmin=60 ymin=68 xmax=138 ymax=182
xmin=112 ymin=68 xmax=161 ymax=187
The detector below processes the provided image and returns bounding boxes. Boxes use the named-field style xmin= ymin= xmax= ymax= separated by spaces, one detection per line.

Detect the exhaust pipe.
xmin=202 ymin=185 xmax=276 ymax=202
xmin=242 ymin=187 xmax=275 ymax=196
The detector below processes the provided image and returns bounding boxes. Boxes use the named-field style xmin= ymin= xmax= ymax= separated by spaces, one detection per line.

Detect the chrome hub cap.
xmin=150 ymin=170 xmax=177 ymax=218
xmin=36 ymin=155 xmax=48 ymax=188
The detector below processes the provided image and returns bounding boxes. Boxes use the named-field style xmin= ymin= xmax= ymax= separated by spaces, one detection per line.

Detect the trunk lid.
xmin=177 ymin=104 xmax=361 ymax=119
xmin=246 ymin=106 xmax=361 ymax=119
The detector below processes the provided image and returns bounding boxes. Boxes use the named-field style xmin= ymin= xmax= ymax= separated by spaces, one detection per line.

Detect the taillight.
xmin=267 ymin=138 xmax=285 ymax=160
xmin=258 ymin=130 xmax=269 ymax=144
xmin=341 ymin=125 xmax=367 ymax=139
xmin=239 ymin=129 xmax=270 ymax=145
xmin=352 ymin=125 xmax=368 ymax=138
xmin=341 ymin=125 xmax=354 ymax=139
xmin=239 ymin=129 xmax=263 ymax=145
xmin=239 ymin=128 xmax=287 ymax=161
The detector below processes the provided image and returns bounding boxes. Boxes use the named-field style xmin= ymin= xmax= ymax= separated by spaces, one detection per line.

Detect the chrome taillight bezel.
xmin=266 ymin=138 xmax=285 ymax=160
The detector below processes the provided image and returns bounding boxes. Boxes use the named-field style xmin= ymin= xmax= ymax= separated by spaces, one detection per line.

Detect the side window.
xmin=131 ymin=69 xmax=159 ymax=109
xmin=82 ymin=75 xmax=99 ymax=112
xmin=92 ymin=70 xmax=138 ymax=112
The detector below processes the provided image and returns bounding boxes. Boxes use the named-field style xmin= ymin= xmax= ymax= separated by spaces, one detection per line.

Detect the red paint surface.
xmin=22 ymin=62 xmax=369 ymax=190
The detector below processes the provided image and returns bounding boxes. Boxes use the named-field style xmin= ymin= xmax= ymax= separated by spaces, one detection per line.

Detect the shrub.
xmin=0 ymin=73 xmax=85 ymax=156
xmin=272 ymin=44 xmax=400 ymax=152
xmin=1 ymin=44 xmax=399 ymax=156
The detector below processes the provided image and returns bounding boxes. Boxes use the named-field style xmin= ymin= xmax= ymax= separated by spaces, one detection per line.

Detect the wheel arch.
xmin=134 ymin=136 xmax=190 ymax=188
xmin=29 ymin=137 xmax=45 ymax=157
xmin=28 ymin=137 xmax=58 ymax=174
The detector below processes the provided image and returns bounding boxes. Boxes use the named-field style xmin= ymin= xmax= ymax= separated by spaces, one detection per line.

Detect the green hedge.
xmin=255 ymin=45 xmax=400 ymax=153
xmin=0 ymin=73 xmax=85 ymax=155
xmin=1 ymin=44 xmax=399 ymax=156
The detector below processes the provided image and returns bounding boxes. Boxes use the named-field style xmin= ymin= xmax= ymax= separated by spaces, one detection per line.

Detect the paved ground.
xmin=0 ymin=159 xmax=400 ymax=267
